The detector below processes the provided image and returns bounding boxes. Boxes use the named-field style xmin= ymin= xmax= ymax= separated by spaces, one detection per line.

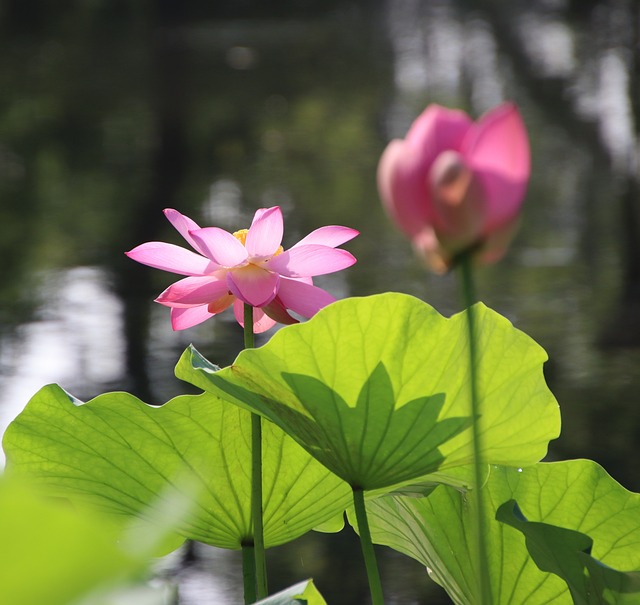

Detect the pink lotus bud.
xmin=377 ymin=102 xmax=530 ymax=272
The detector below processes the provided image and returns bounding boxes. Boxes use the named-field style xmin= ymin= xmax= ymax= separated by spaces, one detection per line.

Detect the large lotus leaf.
xmin=0 ymin=476 xmax=178 ymax=605
xmin=359 ymin=460 xmax=640 ymax=604
xmin=176 ymin=293 xmax=560 ymax=490
xmin=254 ymin=580 xmax=326 ymax=604
xmin=2 ymin=384 xmax=351 ymax=550
xmin=497 ymin=500 xmax=640 ymax=604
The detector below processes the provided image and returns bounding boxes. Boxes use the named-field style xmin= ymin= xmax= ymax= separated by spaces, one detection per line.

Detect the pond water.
xmin=1 ymin=0 xmax=639 ymax=603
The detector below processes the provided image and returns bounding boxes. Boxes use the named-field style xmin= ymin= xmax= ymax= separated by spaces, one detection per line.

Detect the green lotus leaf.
xmin=0 ymin=475 xmax=180 ymax=605
xmin=254 ymin=579 xmax=326 ymax=604
xmin=176 ymin=293 xmax=560 ymax=490
xmin=2 ymin=384 xmax=351 ymax=550
xmin=377 ymin=464 xmax=478 ymax=498
xmin=360 ymin=460 xmax=640 ymax=604
xmin=497 ymin=500 xmax=640 ymax=604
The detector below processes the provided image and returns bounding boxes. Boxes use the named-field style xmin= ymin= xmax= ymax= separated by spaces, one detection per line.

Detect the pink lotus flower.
xmin=126 ymin=207 xmax=358 ymax=332
xmin=377 ymin=102 xmax=530 ymax=272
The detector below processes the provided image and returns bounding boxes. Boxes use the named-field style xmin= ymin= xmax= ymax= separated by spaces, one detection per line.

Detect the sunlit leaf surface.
xmin=497 ymin=500 xmax=640 ymax=605
xmin=254 ymin=579 xmax=327 ymax=604
xmin=3 ymin=385 xmax=351 ymax=549
xmin=177 ymin=293 xmax=560 ymax=489
xmin=362 ymin=460 xmax=640 ymax=604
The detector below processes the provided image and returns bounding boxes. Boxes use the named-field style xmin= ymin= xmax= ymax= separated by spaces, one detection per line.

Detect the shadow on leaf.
xmin=497 ymin=499 xmax=640 ymax=604
xmin=205 ymin=360 xmax=471 ymax=490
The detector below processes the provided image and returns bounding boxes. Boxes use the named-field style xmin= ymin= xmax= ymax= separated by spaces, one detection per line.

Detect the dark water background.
xmin=1 ymin=0 xmax=639 ymax=603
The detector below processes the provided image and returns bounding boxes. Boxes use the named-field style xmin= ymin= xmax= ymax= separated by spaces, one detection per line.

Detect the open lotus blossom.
xmin=377 ymin=102 xmax=530 ymax=273
xmin=126 ymin=207 xmax=358 ymax=332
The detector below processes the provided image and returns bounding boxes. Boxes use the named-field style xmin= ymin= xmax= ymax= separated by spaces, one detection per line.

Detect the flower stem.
xmin=251 ymin=412 xmax=267 ymax=599
xmin=243 ymin=304 xmax=268 ymax=601
xmin=458 ymin=253 xmax=492 ymax=605
xmin=352 ymin=487 xmax=385 ymax=605
xmin=241 ymin=543 xmax=256 ymax=605
xmin=243 ymin=304 xmax=255 ymax=350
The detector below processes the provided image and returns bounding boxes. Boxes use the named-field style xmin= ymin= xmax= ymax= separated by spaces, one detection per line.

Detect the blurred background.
xmin=0 ymin=0 xmax=638 ymax=603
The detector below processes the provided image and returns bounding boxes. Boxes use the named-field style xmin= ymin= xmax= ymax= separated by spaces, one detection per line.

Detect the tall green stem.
xmin=352 ymin=488 xmax=385 ymax=605
xmin=241 ymin=544 xmax=256 ymax=605
xmin=243 ymin=304 xmax=268 ymax=601
xmin=251 ymin=413 xmax=267 ymax=599
xmin=458 ymin=253 xmax=492 ymax=605
xmin=243 ymin=304 xmax=255 ymax=350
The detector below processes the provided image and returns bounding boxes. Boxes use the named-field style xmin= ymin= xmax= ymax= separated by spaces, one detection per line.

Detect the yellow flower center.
xmin=233 ymin=228 xmax=283 ymax=256
xmin=233 ymin=229 xmax=249 ymax=245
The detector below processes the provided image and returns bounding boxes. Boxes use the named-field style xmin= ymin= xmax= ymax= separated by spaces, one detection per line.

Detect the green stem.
xmin=458 ymin=253 xmax=492 ymax=605
xmin=251 ymin=411 xmax=267 ymax=599
xmin=241 ymin=543 xmax=256 ymax=605
xmin=244 ymin=304 xmax=268 ymax=601
xmin=244 ymin=304 xmax=255 ymax=350
xmin=352 ymin=488 xmax=385 ymax=605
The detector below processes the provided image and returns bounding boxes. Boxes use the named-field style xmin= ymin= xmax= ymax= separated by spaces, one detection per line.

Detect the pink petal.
xmin=265 ymin=245 xmax=356 ymax=277
xmin=156 ymin=275 xmax=231 ymax=307
xmin=462 ymin=102 xmax=530 ymax=230
xmin=208 ymin=292 xmax=236 ymax=314
xmin=226 ymin=265 xmax=279 ymax=307
xmin=428 ymin=150 xmax=486 ymax=244
xmin=125 ymin=242 xmax=218 ymax=276
xmin=411 ymin=226 xmax=451 ymax=274
xmin=291 ymin=226 xmax=359 ymax=248
xmin=170 ymin=305 xmax=216 ymax=330
xmin=476 ymin=215 xmax=521 ymax=266
xmin=405 ymin=104 xmax=473 ymax=154
xmin=189 ymin=227 xmax=248 ymax=267
xmin=378 ymin=105 xmax=474 ymax=238
xmin=164 ymin=209 xmax=209 ymax=256
xmin=233 ymin=300 xmax=278 ymax=333
xmin=245 ymin=206 xmax=284 ymax=258
xmin=377 ymin=139 xmax=434 ymax=237
xmin=261 ymin=297 xmax=299 ymax=325
xmin=276 ymin=277 xmax=336 ymax=319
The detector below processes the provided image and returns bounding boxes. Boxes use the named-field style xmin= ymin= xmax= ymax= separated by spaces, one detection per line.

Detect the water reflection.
xmin=0 ymin=0 xmax=639 ymax=603
xmin=0 ymin=267 xmax=124 ymax=460
xmin=162 ymin=545 xmax=243 ymax=605
xmin=517 ymin=11 xmax=575 ymax=78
